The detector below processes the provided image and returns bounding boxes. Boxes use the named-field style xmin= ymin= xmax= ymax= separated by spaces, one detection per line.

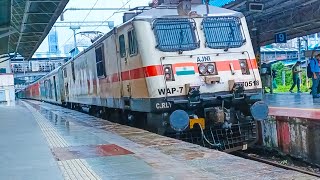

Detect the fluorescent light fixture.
xmin=248 ymin=2 xmax=264 ymax=12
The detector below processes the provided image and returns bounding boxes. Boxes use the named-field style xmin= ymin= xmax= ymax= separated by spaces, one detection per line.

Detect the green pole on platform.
xmin=282 ymin=71 xmax=285 ymax=86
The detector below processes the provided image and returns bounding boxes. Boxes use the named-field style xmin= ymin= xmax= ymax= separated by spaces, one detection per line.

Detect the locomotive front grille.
xmin=167 ymin=120 xmax=257 ymax=152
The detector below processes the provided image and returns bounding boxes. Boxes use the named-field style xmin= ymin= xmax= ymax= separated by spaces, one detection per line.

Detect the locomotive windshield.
xmin=153 ymin=18 xmax=199 ymax=52
xmin=202 ymin=17 xmax=245 ymax=50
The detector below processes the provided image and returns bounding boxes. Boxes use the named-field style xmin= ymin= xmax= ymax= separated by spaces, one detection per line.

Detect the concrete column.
xmin=251 ymin=27 xmax=261 ymax=68
xmin=298 ymin=38 xmax=301 ymax=62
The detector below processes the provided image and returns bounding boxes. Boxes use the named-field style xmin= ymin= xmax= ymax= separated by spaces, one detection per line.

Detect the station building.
xmin=0 ymin=55 xmax=14 ymax=105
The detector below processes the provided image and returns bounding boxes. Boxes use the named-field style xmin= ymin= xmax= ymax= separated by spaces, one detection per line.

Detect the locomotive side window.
xmin=63 ymin=68 xmax=67 ymax=78
xmin=202 ymin=17 xmax=245 ymax=50
xmin=119 ymin=35 xmax=126 ymax=58
xmin=95 ymin=45 xmax=106 ymax=77
xmin=153 ymin=18 xmax=199 ymax=52
xmin=128 ymin=30 xmax=138 ymax=56
xmin=71 ymin=61 xmax=75 ymax=81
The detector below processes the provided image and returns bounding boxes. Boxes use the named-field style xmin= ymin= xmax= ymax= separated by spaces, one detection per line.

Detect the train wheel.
xmin=89 ymin=105 xmax=97 ymax=116
xmin=96 ymin=108 xmax=106 ymax=118
xmin=146 ymin=113 xmax=167 ymax=135
xmin=66 ymin=102 xmax=71 ymax=109
xmin=134 ymin=112 xmax=146 ymax=129
xmin=76 ymin=104 xmax=82 ymax=111
xmin=120 ymin=110 xmax=130 ymax=125
xmin=108 ymin=109 xmax=121 ymax=124
xmin=101 ymin=107 xmax=110 ymax=120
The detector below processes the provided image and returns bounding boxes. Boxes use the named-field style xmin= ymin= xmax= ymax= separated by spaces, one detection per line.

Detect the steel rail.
xmin=233 ymin=151 xmax=320 ymax=178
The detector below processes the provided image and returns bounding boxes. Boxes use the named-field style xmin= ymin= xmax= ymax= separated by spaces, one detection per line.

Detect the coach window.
xmin=119 ymin=35 xmax=126 ymax=58
xmin=0 ymin=68 xmax=6 ymax=73
xmin=95 ymin=45 xmax=106 ymax=77
xmin=128 ymin=30 xmax=138 ymax=56
xmin=48 ymin=80 xmax=52 ymax=98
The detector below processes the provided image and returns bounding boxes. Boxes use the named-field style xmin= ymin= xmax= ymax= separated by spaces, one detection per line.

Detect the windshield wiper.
xmin=178 ymin=25 xmax=185 ymax=53
xmin=224 ymin=23 xmax=235 ymax=52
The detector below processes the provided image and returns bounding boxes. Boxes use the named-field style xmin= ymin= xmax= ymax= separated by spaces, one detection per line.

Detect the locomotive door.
xmin=118 ymin=33 xmax=131 ymax=99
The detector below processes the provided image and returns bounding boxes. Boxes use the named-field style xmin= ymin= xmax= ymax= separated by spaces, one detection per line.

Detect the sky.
xmin=36 ymin=0 xmax=151 ymax=54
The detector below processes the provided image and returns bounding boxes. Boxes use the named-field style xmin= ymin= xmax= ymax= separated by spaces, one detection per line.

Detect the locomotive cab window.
xmin=128 ymin=30 xmax=138 ymax=56
xmin=153 ymin=18 xmax=199 ymax=52
xmin=119 ymin=35 xmax=126 ymax=58
xmin=202 ymin=16 xmax=245 ymax=50
xmin=95 ymin=45 xmax=106 ymax=77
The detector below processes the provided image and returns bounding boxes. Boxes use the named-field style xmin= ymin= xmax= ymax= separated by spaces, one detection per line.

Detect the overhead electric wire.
xmin=82 ymin=0 xmax=100 ymax=23
xmin=92 ymin=0 xmax=132 ymax=31
xmin=76 ymin=0 xmax=132 ymax=45
xmin=58 ymin=0 xmax=100 ymax=52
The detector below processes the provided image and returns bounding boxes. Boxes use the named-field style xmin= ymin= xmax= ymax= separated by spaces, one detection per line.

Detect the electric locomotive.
xmin=19 ymin=1 xmax=268 ymax=152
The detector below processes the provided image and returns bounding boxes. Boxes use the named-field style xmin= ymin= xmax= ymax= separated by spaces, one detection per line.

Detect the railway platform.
xmin=0 ymin=102 xmax=63 ymax=180
xmin=262 ymin=93 xmax=320 ymax=167
xmin=266 ymin=93 xmax=320 ymax=116
xmin=0 ymin=99 xmax=316 ymax=179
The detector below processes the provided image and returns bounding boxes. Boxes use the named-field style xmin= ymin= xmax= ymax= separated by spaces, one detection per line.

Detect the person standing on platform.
xmin=289 ymin=61 xmax=302 ymax=93
xmin=310 ymin=54 xmax=320 ymax=98
xmin=272 ymin=69 xmax=278 ymax=90
xmin=261 ymin=63 xmax=272 ymax=93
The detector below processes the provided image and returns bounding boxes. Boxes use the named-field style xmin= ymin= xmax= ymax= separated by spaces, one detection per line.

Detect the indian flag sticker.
xmin=175 ymin=66 xmax=195 ymax=76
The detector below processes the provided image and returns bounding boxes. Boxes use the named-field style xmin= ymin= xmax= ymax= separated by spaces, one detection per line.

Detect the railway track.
xmin=233 ymin=151 xmax=320 ymax=178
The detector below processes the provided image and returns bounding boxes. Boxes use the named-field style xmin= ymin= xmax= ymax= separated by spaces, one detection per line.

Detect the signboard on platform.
xmin=275 ymin=32 xmax=287 ymax=43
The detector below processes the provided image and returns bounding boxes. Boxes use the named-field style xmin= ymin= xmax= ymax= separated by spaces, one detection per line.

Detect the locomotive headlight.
xmin=198 ymin=64 xmax=207 ymax=75
xmin=163 ymin=65 xmax=174 ymax=81
xmin=239 ymin=59 xmax=250 ymax=75
xmin=164 ymin=67 xmax=171 ymax=73
xmin=240 ymin=62 xmax=246 ymax=68
xmin=207 ymin=64 xmax=215 ymax=74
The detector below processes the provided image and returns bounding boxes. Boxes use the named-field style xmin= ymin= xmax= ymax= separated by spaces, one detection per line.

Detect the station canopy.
xmin=0 ymin=0 xmax=68 ymax=60
xmin=222 ymin=0 xmax=320 ymax=46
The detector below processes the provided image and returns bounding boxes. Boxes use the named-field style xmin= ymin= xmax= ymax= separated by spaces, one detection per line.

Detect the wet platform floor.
xmin=0 ymin=100 xmax=317 ymax=180
xmin=265 ymin=93 xmax=320 ymax=120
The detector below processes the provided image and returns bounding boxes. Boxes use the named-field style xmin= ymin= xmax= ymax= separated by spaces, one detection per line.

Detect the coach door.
xmin=0 ymin=90 xmax=5 ymax=102
xmin=118 ymin=33 xmax=131 ymax=100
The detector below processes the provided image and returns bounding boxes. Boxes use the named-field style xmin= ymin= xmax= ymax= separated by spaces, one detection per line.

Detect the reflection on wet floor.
xmin=25 ymin=101 xmax=159 ymax=179
xmin=265 ymin=93 xmax=320 ymax=109
xmin=36 ymin=107 xmax=109 ymax=146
